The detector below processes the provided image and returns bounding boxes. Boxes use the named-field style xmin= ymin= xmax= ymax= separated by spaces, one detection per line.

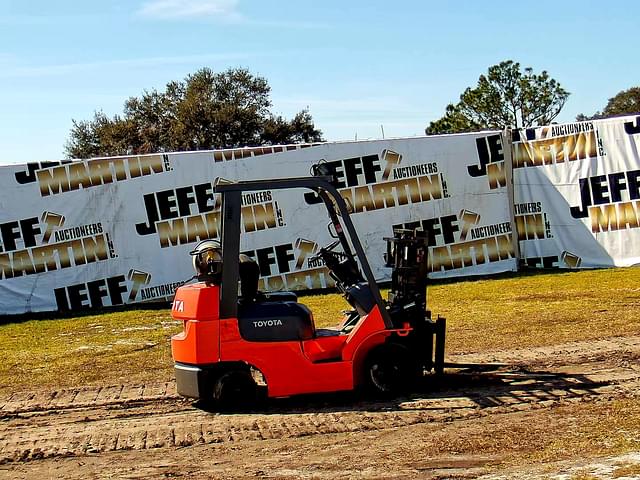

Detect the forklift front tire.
xmin=363 ymin=343 xmax=419 ymax=396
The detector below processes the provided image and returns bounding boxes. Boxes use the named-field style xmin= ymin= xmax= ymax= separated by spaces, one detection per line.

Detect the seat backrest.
xmin=239 ymin=254 xmax=260 ymax=303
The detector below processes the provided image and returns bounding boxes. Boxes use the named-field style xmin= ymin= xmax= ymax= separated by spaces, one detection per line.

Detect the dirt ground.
xmin=2 ymin=336 xmax=640 ymax=479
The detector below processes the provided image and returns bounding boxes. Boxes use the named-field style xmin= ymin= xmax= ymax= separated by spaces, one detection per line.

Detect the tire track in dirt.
xmin=1 ymin=335 xmax=640 ymax=465
xmin=0 ymin=381 xmax=180 ymax=417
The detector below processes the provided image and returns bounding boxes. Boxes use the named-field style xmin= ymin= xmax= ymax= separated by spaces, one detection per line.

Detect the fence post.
xmin=503 ymin=128 xmax=520 ymax=270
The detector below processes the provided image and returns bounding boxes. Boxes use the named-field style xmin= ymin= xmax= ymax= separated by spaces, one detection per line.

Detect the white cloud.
xmin=137 ymin=0 xmax=242 ymax=21
xmin=0 ymin=53 xmax=254 ymax=79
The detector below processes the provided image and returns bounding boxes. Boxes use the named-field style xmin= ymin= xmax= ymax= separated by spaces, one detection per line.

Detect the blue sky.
xmin=0 ymin=0 xmax=638 ymax=164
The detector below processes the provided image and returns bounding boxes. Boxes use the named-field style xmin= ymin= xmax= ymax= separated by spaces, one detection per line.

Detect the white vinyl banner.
xmin=512 ymin=115 xmax=640 ymax=269
xmin=0 ymin=132 xmax=517 ymax=315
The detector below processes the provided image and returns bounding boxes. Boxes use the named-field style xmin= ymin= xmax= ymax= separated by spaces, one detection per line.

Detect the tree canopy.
xmin=426 ymin=60 xmax=570 ymax=135
xmin=576 ymin=86 xmax=640 ymax=121
xmin=65 ymin=67 xmax=323 ymax=159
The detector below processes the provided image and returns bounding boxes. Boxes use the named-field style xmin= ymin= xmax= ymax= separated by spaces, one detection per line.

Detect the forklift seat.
xmin=239 ymin=255 xmax=260 ymax=303
xmin=239 ymin=255 xmax=297 ymax=303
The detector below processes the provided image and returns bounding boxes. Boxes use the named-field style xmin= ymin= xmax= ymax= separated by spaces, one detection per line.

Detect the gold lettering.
xmin=516 ymin=214 xmax=545 ymax=240
xmin=449 ymin=243 xmax=473 ymax=269
xmin=467 ymin=238 xmax=487 ymax=265
xmin=590 ymin=204 xmax=618 ymax=233
xmin=70 ymin=239 xmax=86 ymax=265
xmin=487 ymin=161 xmax=507 ymax=189
xmin=417 ymin=174 xmax=442 ymax=201
xmin=10 ymin=250 xmax=35 ymax=276
xmin=82 ymin=235 xmax=108 ymax=263
xmin=251 ymin=203 xmax=277 ymax=231
xmin=88 ymin=159 xmax=114 ymax=186
xmin=68 ymin=162 xmax=93 ymax=191
xmin=128 ymin=157 xmax=141 ymax=177
xmin=158 ymin=219 xmax=188 ymax=248
xmin=353 ymin=186 xmax=375 ymax=213
xmin=371 ymin=182 xmax=396 ymax=209
xmin=185 ymin=215 xmax=209 ymax=243
xmin=429 ymin=246 xmax=454 ymax=272
xmin=393 ymin=178 xmax=410 ymax=205
xmin=496 ymin=234 xmax=514 ymax=260
xmin=31 ymin=244 xmax=58 ymax=273
xmin=620 ymin=201 xmax=639 ymax=229
xmin=37 ymin=165 xmax=70 ymax=196
xmin=204 ymin=211 xmax=220 ymax=238
xmin=139 ymin=155 xmax=165 ymax=175
xmin=111 ymin=158 xmax=128 ymax=180
xmin=514 ymin=132 xmax=598 ymax=168
xmin=0 ymin=253 xmax=12 ymax=279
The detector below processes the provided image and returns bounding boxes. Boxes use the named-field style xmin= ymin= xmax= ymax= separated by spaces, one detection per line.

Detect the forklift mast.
xmin=385 ymin=229 xmax=430 ymax=314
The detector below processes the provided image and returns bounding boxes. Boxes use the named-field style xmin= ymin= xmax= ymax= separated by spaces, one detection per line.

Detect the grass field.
xmin=0 ymin=267 xmax=639 ymax=395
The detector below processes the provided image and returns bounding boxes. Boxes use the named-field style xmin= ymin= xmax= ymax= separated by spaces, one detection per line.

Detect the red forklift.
xmin=170 ymin=164 xmax=446 ymax=408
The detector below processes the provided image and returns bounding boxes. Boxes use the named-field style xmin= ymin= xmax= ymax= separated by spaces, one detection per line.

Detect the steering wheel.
xmin=310 ymin=239 xmax=341 ymax=263
xmin=323 ymin=239 xmax=341 ymax=252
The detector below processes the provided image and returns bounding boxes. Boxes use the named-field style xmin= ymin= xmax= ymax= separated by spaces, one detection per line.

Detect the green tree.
xmin=65 ymin=67 xmax=323 ymax=158
xmin=576 ymin=86 xmax=640 ymax=121
xmin=426 ymin=60 xmax=570 ymax=135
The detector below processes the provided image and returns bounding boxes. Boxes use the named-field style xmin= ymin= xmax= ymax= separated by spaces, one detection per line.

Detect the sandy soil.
xmin=2 ymin=336 xmax=640 ymax=479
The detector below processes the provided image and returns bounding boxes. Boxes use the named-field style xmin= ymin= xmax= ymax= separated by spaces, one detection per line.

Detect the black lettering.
xmin=0 ymin=221 xmax=21 ymax=252
xmin=156 ymin=190 xmax=179 ymax=220
xmin=330 ymin=160 xmax=346 ymax=188
xmin=194 ymin=183 xmax=215 ymax=213
xmin=14 ymin=163 xmax=40 ymax=184
xmin=343 ymin=157 xmax=363 ymax=187
xmin=107 ymin=275 xmax=128 ymax=305
xmin=609 ymin=172 xmax=627 ymax=203
xmin=68 ymin=284 xmax=89 ymax=310
xmin=422 ymin=218 xmax=441 ymax=247
xmin=136 ymin=193 xmax=160 ymax=235
xmin=488 ymin=134 xmax=504 ymax=163
xmin=470 ymin=134 xmax=504 ymax=177
xmin=256 ymin=247 xmax=277 ymax=276
xmin=470 ymin=137 xmax=490 ymax=177
xmin=87 ymin=279 xmax=109 ymax=308
xmin=275 ymin=244 xmax=295 ymax=274
xmin=175 ymin=186 xmax=196 ymax=217
xmin=362 ymin=155 xmax=381 ymax=184
xmin=14 ymin=161 xmax=69 ymax=184
xmin=570 ymin=178 xmax=592 ymax=218
xmin=590 ymin=175 xmax=609 ymax=205
xmin=628 ymin=170 xmax=640 ymax=201
xmin=20 ymin=217 xmax=41 ymax=248
xmin=54 ymin=287 xmax=69 ymax=311
xmin=624 ymin=116 xmax=640 ymax=135
xmin=440 ymin=215 xmax=459 ymax=244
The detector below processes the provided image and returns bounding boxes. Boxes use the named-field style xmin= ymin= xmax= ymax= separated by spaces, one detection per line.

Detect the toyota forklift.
xmin=170 ymin=163 xmax=446 ymax=408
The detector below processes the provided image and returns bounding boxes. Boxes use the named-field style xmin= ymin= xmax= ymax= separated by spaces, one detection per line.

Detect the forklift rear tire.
xmin=213 ymin=369 xmax=257 ymax=411
xmin=363 ymin=343 xmax=419 ymax=396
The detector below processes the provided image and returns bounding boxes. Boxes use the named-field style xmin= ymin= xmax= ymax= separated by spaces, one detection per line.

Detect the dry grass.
xmin=0 ymin=309 xmax=180 ymax=394
xmin=311 ymin=267 xmax=640 ymax=352
xmin=530 ymin=398 xmax=640 ymax=463
xmin=569 ymin=473 xmax=600 ymax=480
xmin=0 ymin=267 xmax=639 ymax=394
xmin=427 ymin=267 xmax=640 ymax=352
xmin=613 ymin=462 xmax=640 ymax=478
